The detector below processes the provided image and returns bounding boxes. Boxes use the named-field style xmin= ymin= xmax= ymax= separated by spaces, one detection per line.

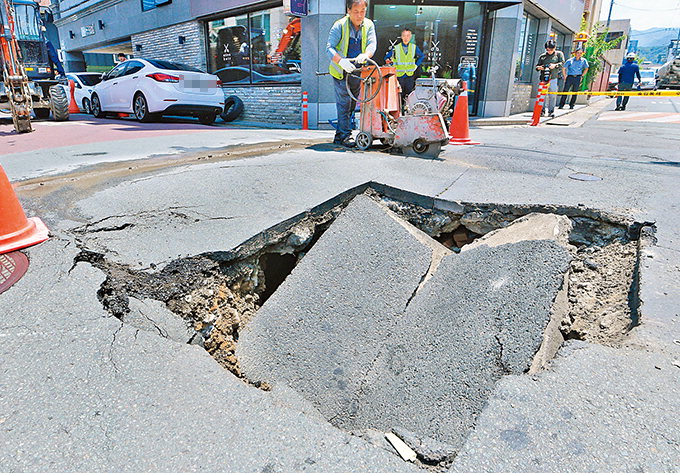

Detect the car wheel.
xmin=199 ymin=113 xmax=216 ymax=125
xmin=91 ymin=94 xmax=106 ymax=118
xmin=133 ymin=93 xmax=155 ymax=123
xmin=82 ymin=98 xmax=91 ymax=114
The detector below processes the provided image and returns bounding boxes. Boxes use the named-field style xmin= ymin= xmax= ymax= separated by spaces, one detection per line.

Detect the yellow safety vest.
xmin=394 ymin=43 xmax=416 ymax=77
xmin=329 ymin=16 xmax=371 ymax=80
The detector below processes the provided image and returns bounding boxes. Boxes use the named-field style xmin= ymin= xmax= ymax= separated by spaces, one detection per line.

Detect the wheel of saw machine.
xmin=412 ymin=138 xmax=430 ymax=155
xmin=346 ymin=58 xmax=382 ymax=104
xmin=356 ymin=131 xmax=373 ymax=150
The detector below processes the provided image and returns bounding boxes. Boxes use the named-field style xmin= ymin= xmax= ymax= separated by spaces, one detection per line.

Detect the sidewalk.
xmin=471 ymin=95 xmax=611 ymax=127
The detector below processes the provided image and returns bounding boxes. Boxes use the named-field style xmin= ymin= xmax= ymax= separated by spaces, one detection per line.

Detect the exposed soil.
xmin=563 ymin=241 xmax=639 ymax=345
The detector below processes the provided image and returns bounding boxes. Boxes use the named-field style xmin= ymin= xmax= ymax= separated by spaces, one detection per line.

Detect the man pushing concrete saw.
xmin=326 ymin=0 xmax=376 ymax=148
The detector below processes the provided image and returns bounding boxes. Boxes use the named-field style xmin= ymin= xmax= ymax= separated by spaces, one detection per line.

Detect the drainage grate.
xmin=0 ymin=251 xmax=29 ymax=295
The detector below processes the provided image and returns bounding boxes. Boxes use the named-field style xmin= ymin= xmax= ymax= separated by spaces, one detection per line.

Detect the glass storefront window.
xmin=206 ymin=6 xmax=301 ymax=86
xmin=515 ymin=12 xmax=539 ymax=83
xmin=373 ymin=4 xmax=461 ymax=79
xmin=372 ymin=2 xmax=486 ymax=115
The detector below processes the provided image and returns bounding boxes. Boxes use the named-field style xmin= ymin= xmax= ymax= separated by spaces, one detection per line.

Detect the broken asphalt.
xmin=1 ymin=109 xmax=679 ymax=472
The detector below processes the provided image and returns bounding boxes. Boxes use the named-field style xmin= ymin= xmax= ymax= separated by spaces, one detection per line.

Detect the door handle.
xmin=113 ymin=82 xmax=118 ymax=85
xmin=133 ymin=76 xmax=139 ymax=79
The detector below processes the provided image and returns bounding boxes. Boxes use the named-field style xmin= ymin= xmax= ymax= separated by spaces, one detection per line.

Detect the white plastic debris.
xmin=385 ymin=432 xmax=417 ymax=462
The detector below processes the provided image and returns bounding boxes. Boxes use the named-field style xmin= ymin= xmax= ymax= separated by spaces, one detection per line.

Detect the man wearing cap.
xmin=559 ymin=49 xmax=589 ymax=110
xmin=616 ymin=52 xmax=642 ymax=111
xmin=384 ymin=28 xmax=424 ymax=103
xmin=326 ymin=0 xmax=377 ymax=148
xmin=535 ymin=40 xmax=565 ymax=117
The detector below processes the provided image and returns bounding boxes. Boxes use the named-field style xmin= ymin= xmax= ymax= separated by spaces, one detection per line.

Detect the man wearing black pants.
xmin=559 ymin=49 xmax=589 ymax=110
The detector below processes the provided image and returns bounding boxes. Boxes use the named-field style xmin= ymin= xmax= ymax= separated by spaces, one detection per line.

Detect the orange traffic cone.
xmin=448 ymin=81 xmax=480 ymax=145
xmin=0 ymin=166 xmax=49 ymax=255
xmin=68 ymin=80 xmax=80 ymax=114
xmin=530 ymin=81 xmax=547 ymax=126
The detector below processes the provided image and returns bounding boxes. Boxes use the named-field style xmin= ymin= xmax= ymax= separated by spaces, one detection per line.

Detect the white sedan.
xmin=90 ymin=58 xmax=225 ymax=124
xmin=65 ymin=72 xmax=103 ymax=114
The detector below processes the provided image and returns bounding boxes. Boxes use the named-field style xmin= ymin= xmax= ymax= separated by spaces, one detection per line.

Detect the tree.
xmin=581 ymin=21 xmax=625 ymax=91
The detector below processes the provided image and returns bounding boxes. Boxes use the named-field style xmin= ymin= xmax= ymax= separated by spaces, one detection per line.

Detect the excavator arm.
xmin=269 ymin=17 xmax=301 ymax=65
xmin=1 ymin=0 xmax=33 ymax=133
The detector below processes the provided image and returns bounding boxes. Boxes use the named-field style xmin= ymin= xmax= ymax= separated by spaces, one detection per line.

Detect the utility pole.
xmin=606 ymin=0 xmax=614 ymax=28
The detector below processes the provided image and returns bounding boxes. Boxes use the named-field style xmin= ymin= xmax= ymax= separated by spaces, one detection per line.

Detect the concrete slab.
xmin=451 ymin=342 xmax=680 ymax=473
xmin=0 ymin=234 xmax=421 ymax=473
xmin=237 ymin=195 xmax=440 ymax=430
xmin=462 ymin=212 xmax=573 ymax=252
xmin=355 ymin=240 xmax=572 ymax=450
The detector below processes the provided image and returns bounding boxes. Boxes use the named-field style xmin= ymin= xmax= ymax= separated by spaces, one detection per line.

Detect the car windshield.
xmin=79 ymin=74 xmax=103 ymax=86
xmin=640 ymin=70 xmax=655 ymax=78
xmin=146 ymin=59 xmax=204 ymax=73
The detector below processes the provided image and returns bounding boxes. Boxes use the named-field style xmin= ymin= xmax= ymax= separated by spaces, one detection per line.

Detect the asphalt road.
xmin=1 ymin=99 xmax=679 ymax=471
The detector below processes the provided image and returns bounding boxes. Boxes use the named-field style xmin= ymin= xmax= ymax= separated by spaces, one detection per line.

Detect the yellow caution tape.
xmin=545 ymin=90 xmax=680 ymax=97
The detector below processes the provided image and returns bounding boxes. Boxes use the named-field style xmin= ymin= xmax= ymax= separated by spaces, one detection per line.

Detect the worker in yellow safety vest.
xmin=385 ymin=28 xmax=424 ymax=102
xmin=326 ymin=0 xmax=377 ymax=148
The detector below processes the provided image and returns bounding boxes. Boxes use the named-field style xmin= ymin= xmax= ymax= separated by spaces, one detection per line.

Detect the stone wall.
xmin=222 ymin=85 xmax=302 ymax=127
xmin=132 ymin=21 xmax=207 ymax=72
xmin=510 ymin=83 xmax=534 ymax=115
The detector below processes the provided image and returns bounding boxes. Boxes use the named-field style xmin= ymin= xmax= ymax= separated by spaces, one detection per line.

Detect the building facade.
xmin=51 ymin=0 xmax=585 ymax=127
xmin=599 ymin=19 xmax=630 ymax=69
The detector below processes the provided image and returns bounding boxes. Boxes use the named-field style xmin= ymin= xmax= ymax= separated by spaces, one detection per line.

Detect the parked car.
xmin=639 ymin=69 xmax=657 ymax=90
xmin=90 ymin=58 xmax=224 ymax=124
xmin=215 ymin=64 xmax=301 ymax=85
xmin=607 ymin=73 xmax=618 ymax=91
xmin=65 ymin=72 xmax=103 ymax=114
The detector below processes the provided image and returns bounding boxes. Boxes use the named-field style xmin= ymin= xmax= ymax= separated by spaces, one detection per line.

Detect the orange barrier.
xmin=0 ymin=166 xmax=49 ymax=255
xmin=448 ymin=81 xmax=480 ymax=146
xmin=68 ymin=80 xmax=80 ymax=114
xmin=530 ymin=82 xmax=547 ymax=126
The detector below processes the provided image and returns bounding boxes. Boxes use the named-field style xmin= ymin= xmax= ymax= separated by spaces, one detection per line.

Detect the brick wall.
xmin=222 ymin=85 xmax=302 ymax=127
xmin=132 ymin=21 xmax=207 ymax=72
xmin=510 ymin=83 xmax=534 ymax=114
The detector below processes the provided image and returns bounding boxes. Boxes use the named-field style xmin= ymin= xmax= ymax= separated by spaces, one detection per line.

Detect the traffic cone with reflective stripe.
xmin=448 ymin=81 xmax=480 ymax=145
xmin=68 ymin=80 xmax=80 ymax=114
xmin=0 ymin=166 xmax=49 ymax=255
xmin=530 ymin=82 xmax=547 ymax=126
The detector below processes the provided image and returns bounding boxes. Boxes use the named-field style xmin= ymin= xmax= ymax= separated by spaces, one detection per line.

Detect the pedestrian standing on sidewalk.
xmin=559 ymin=49 xmax=589 ymax=110
xmin=616 ymin=52 xmax=642 ymax=111
xmin=384 ymin=28 xmax=424 ymax=102
xmin=535 ymin=40 xmax=565 ymax=117
xmin=326 ymin=0 xmax=377 ymax=148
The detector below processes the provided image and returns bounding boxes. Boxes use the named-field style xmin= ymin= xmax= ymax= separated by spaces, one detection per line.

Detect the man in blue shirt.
xmin=326 ymin=0 xmax=377 ymax=147
xmin=384 ymin=28 xmax=424 ymax=101
xmin=558 ymin=49 xmax=588 ymax=110
xmin=616 ymin=52 xmax=642 ymax=111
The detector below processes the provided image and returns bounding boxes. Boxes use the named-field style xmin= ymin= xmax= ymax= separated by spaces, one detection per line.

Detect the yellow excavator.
xmin=1 ymin=0 xmax=69 ymax=133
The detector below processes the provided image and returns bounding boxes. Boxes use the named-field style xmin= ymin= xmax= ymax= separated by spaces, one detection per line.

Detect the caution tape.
xmin=545 ymin=90 xmax=680 ymax=97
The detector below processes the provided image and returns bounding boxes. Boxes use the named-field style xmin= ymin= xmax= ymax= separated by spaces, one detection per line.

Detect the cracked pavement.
xmin=1 ymin=107 xmax=680 ymax=471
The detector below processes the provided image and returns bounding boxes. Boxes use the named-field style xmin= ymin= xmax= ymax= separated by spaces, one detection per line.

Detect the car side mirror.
xmin=74 ymin=82 xmax=82 ymax=89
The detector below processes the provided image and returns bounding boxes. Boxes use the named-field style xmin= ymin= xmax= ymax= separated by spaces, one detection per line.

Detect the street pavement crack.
xmin=108 ymin=321 xmax=124 ymax=374
xmin=435 ymin=168 xmax=469 ymax=198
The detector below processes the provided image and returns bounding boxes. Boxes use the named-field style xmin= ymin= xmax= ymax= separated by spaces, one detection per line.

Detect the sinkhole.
xmin=79 ymin=183 xmax=653 ymax=468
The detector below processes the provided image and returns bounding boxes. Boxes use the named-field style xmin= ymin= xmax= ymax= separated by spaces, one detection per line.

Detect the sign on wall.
xmin=284 ymin=0 xmax=308 ymax=17
xmin=80 ymin=25 xmax=95 ymax=37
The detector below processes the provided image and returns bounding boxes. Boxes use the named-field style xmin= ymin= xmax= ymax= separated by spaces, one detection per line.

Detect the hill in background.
xmin=631 ymin=28 xmax=679 ymax=65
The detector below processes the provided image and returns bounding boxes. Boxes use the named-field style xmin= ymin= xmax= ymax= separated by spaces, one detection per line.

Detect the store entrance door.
xmin=372 ymin=1 xmax=486 ymax=115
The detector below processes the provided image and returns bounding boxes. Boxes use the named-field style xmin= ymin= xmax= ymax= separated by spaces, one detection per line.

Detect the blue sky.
xmin=600 ymin=0 xmax=680 ymax=30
